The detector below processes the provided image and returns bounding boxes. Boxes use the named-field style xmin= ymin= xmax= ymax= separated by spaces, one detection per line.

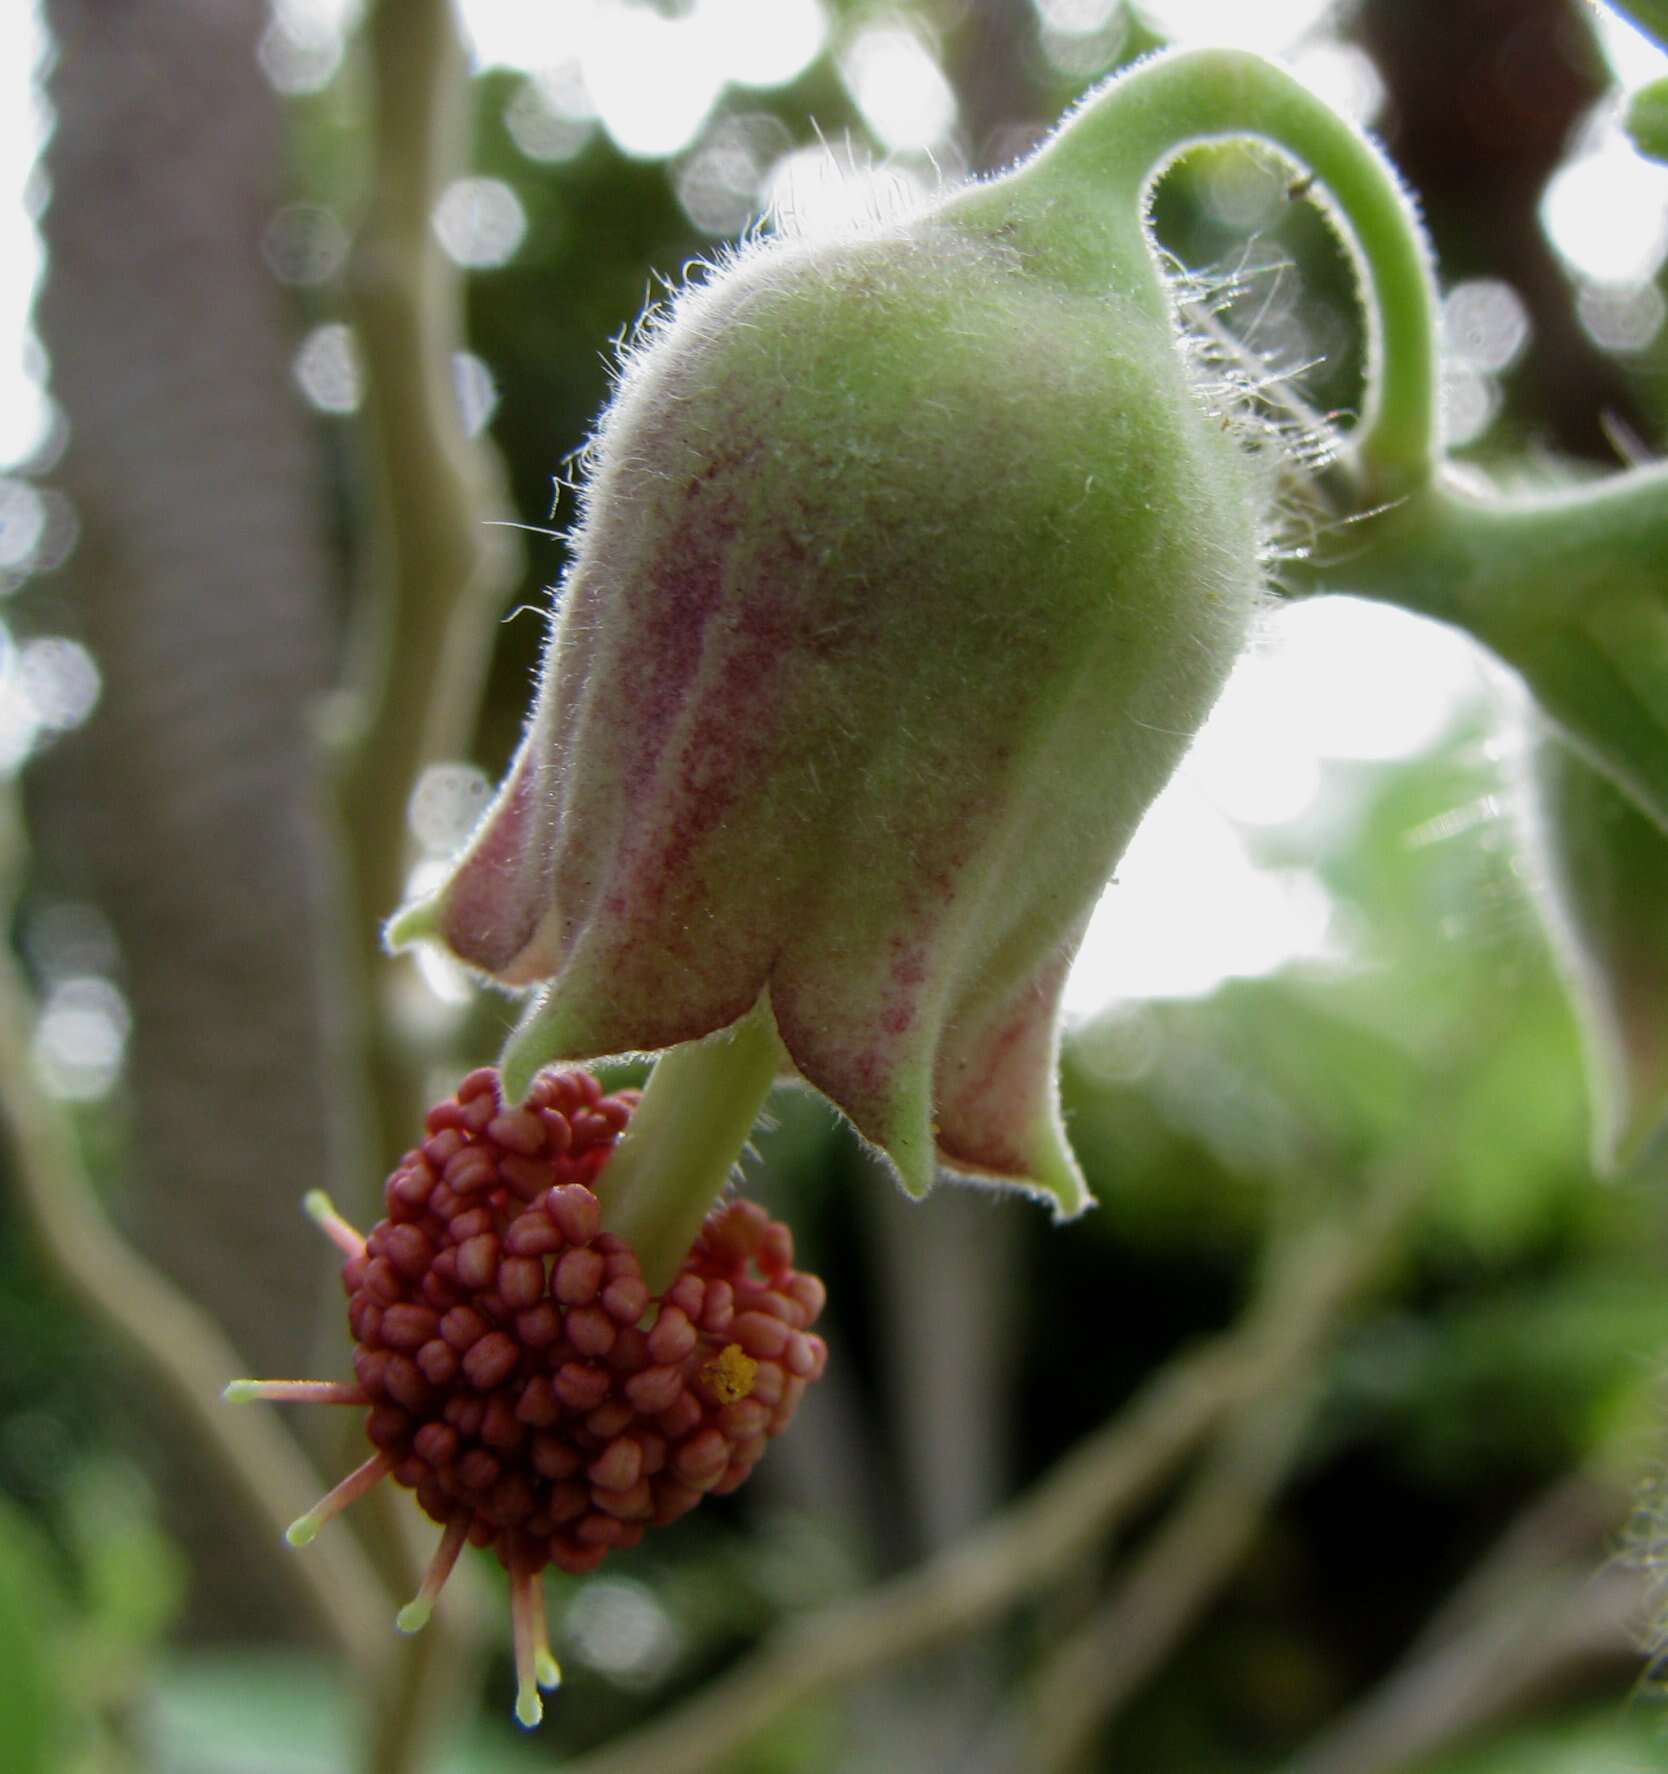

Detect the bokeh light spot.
xmin=262 ymin=204 xmax=349 ymax=287
xmin=1443 ymin=278 xmax=1531 ymax=375
xmin=451 ymin=352 xmax=499 ymax=438
xmin=839 ymin=27 xmax=958 ymax=155
xmin=1135 ymin=0 xmax=1333 ymax=54
xmin=407 ymin=762 xmax=494 ymax=855
xmin=565 ymin=1577 xmax=683 ymax=1689
xmin=1541 ymin=132 xmax=1668 ymax=286
xmin=17 ymin=636 xmax=99 ymax=733
xmin=1440 ymin=361 xmax=1500 ymax=450
xmin=1034 ymin=0 xmax=1121 ymax=33
xmin=587 ymin=4 xmax=725 ymax=161
xmin=294 ymin=323 xmax=362 ymax=415
xmin=702 ymin=0 xmax=827 ymax=89
xmin=677 ymin=112 xmax=792 ymax=235
xmin=506 ymin=75 xmax=597 ymax=165
xmin=1578 ymin=279 xmax=1666 ymax=354
xmin=34 ymin=975 xmax=131 ymax=1101
xmin=1288 ymin=41 xmax=1384 ymax=126
xmin=432 ymin=177 xmax=528 ymax=270
xmin=0 ymin=476 xmax=44 ymax=569
xmin=256 ymin=0 xmax=352 ymax=96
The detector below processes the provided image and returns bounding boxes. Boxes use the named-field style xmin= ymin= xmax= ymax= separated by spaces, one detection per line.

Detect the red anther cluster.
xmin=341 ymin=1066 xmax=828 ymax=1576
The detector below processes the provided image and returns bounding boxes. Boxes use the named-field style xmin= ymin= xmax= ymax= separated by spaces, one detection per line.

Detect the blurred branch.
xmin=1283 ymin=1563 xmax=1643 ymax=1774
xmin=0 ymin=801 xmax=390 ymax=1682
xmin=1397 ymin=1467 xmax=1632 ymax=1662
xmin=325 ymin=0 xmax=522 ymax=1178
xmin=561 ymin=1147 xmax=1421 ymax=1774
xmin=1015 ymin=1384 xmax=1319 ymax=1774
xmin=320 ymin=1 xmax=525 ymax=1767
xmin=1284 ymin=1470 xmax=1649 ymax=1774
xmin=31 ymin=0 xmax=351 ymax=1638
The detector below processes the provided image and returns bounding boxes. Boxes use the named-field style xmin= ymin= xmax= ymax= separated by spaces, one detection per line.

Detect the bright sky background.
xmin=1 ymin=0 xmax=1665 ymax=1076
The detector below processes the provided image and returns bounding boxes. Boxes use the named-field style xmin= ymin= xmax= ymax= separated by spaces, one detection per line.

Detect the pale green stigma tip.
xmin=384 ymin=896 xmax=442 ymax=951
xmin=285 ymin=1514 xmax=321 ymax=1547
xmin=515 ymin=1685 xmax=544 ymax=1729
xmin=223 ymin=1379 xmax=260 ymax=1403
xmin=395 ymin=1598 xmax=433 ymax=1635
xmin=535 ymin=1650 xmax=562 ymax=1691
xmin=301 ymin=1189 xmax=334 ymax=1224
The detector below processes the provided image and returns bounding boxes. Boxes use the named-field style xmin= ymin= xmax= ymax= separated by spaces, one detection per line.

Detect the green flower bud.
xmin=393 ymin=58 xmax=1303 ymax=1216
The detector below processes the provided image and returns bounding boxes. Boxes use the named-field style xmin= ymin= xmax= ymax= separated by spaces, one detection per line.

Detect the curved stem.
xmin=592 ymin=1003 xmax=783 ymax=1295
xmin=1035 ymin=48 xmax=1441 ymax=497
xmin=317 ymin=0 xmax=517 ymax=1768
xmin=323 ymin=0 xmax=523 ymax=1185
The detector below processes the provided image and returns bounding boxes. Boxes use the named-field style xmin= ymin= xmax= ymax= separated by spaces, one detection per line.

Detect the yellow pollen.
xmin=701 ymin=1343 xmax=758 ymax=1405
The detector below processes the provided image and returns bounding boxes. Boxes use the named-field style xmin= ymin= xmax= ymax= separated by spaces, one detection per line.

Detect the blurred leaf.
xmin=0 ymin=1493 xmax=68 ymax=1774
xmin=1418 ymin=983 xmax=1588 ymax=1260
xmin=1418 ymin=1699 xmax=1668 ymax=1771
xmin=147 ymin=1652 xmax=537 ymax=1774
xmin=1628 ymin=76 xmax=1668 ymax=163
xmin=63 ymin=1459 xmax=185 ymax=1654
xmin=1335 ymin=1272 xmax=1668 ymax=1481
xmin=1517 ymin=719 xmax=1668 ymax=1171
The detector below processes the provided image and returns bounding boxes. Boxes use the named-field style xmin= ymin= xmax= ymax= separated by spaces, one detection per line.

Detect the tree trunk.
xmin=31 ymin=0 xmax=347 ymax=1640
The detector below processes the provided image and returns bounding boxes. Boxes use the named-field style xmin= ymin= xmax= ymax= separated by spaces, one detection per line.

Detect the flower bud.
xmin=393 ymin=96 xmax=1276 ymax=1214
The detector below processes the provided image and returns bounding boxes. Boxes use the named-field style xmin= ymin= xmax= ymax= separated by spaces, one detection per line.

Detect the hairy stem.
xmin=1030 ymin=47 xmax=1441 ymax=496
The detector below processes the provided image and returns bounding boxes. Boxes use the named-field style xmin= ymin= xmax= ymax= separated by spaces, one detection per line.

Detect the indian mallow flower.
xmin=236 ymin=47 xmax=1437 ymax=1725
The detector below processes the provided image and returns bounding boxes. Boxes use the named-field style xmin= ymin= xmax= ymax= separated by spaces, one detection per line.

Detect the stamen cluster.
xmin=344 ymin=1066 xmax=827 ymax=1577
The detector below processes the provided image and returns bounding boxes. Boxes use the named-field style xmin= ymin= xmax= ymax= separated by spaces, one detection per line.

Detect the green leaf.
xmin=1627 ymin=77 xmax=1668 ymax=163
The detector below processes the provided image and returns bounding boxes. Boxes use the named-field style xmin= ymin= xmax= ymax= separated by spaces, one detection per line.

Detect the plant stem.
xmin=592 ymin=1004 xmax=784 ymax=1295
xmin=1286 ymin=463 xmax=1668 ymax=829
xmin=317 ymin=0 xmax=524 ymax=1767
xmin=325 ymin=0 xmax=522 ymax=1183
xmin=1035 ymin=47 xmax=1441 ymax=497
xmin=1020 ymin=1386 xmax=1318 ymax=1772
